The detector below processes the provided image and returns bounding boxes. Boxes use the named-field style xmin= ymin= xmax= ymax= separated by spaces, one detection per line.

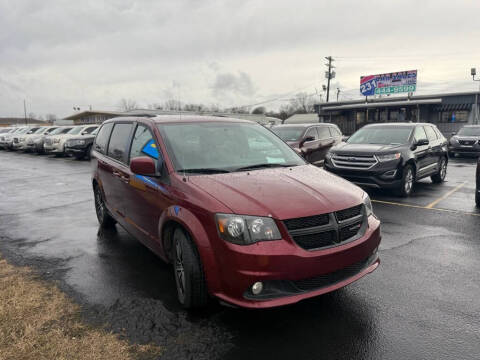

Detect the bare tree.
xmin=289 ymin=92 xmax=315 ymax=113
xmin=164 ymin=99 xmax=183 ymax=111
xmin=118 ymin=98 xmax=138 ymax=111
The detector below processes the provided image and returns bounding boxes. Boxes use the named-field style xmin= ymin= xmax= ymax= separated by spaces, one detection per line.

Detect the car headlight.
xmin=325 ymin=152 xmax=333 ymax=160
xmin=19 ymin=137 xmax=25 ymax=142
xmin=376 ymin=153 xmax=401 ymax=162
xmin=53 ymin=138 xmax=60 ymax=143
xmin=363 ymin=192 xmax=373 ymax=217
xmin=75 ymin=139 xmax=86 ymax=145
xmin=216 ymin=214 xmax=282 ymax=245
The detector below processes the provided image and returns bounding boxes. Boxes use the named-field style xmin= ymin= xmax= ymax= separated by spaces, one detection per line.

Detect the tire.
xmin=476 ymin=190 xmax=480 ymax=208
xmin=85 ymin=144 xmax=92 ymax=160
xmin=395 ymin=164 xmax=415 ymax=197
xmin=93 ymin=184 xmax=116 ymax=228
xmin=172 ymin=228 xmax=208 ymax=308
xmin=431 ymin=157 xmax=447 ymax=184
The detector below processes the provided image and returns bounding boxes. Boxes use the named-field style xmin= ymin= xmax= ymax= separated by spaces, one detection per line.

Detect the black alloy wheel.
xmin=172 ymin=228 xmax=208 ymax=308
xmin=93 ymin=185 xmax=116 ymax=228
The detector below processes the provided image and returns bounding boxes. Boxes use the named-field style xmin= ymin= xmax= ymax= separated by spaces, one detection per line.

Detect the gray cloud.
xmin=0 ymin=0 xmax=480 ymax=117
xmin=211 ymin=71 xmax=256 ymax=98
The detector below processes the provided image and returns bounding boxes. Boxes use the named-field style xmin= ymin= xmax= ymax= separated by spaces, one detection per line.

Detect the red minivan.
xmin=91 ymin=116 xmax=381 ymax=308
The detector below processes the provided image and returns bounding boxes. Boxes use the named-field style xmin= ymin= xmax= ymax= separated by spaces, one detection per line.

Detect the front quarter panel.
xmin=158 ymin=206 xmax=222 ymax=293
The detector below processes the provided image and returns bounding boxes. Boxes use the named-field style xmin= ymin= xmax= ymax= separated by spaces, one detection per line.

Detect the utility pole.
xmin=324 ymin=56 xmax=336 ymax=102
xmin=471 ymin=68 xmax=480 ymax=124
xmin=23 ymin=99 xmax=27 ymax=125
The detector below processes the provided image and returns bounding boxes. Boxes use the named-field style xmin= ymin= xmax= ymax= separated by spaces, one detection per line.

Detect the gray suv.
xmin=449 ymin=125 xmax=480 ymax=157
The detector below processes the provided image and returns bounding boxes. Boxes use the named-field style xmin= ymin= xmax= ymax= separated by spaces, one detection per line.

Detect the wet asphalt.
xmin=0 ymin=150 xmax=479 ymax=360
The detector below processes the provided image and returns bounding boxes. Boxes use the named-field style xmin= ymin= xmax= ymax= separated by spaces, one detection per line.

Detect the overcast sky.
xmin=1 ymin=0 xmax=480 ymax=118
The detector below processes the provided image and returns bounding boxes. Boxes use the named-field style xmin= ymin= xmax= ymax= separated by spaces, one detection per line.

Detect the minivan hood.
xmin=188 ymin=165 xmax=364 ymax=220
xmin=332 ymin=142 xmax=404 ymax=154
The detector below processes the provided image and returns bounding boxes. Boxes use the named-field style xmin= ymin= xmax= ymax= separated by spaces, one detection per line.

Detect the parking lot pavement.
xmin=1 ymin=150 xmax=479 ymax=359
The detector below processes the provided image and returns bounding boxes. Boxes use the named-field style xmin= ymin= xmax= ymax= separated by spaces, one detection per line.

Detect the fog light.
xmin=251 ymin=282 xmax=263 ymax=295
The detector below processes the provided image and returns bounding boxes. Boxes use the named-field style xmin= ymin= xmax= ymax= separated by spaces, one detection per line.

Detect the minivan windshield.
xmin=457 ymin=127 xmax=480 ymax=136
xmin=271 ymin=127 xmax=305 ymax=142
xmin=348 ymin=127 xmax=412 ymax=145
xmin=158 ymin=122 xmax=305 ymax=174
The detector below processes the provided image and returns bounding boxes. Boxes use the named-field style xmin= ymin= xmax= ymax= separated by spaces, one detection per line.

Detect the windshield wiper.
xmin=177 ymin=168 xmax=231 ymax=174
xmin=235 ymin=163 xmax=297 ymax=171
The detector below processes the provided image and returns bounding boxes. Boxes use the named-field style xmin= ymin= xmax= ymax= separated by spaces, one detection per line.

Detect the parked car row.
xmin=0 ymin=124 xmax=98 ymax=159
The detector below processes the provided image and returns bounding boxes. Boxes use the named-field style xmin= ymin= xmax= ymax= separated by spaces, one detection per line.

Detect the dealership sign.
xmin=360 ymin=70 xmax=417 ymax=96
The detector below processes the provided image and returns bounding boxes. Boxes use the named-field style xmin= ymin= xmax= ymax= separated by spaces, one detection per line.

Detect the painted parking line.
xmin=372 ymin=199 xmax=480 ymax=217
xmin=425 ymin=181 xmax=468 ymax=209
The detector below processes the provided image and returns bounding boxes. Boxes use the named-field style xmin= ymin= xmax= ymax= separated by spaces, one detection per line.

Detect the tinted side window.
xmin=94 ymin=123 xmax=113 ymax=154
xmin=317 ymin=127 xmax=330 ymax=139
xmin=424 ymin=126 xmax=438 ymax=141
xmin=413 ymin=126 xmax=428 ymax=142
xmin=129 ymin=125 xmax=160 ymax=162
xmin=107 ymin=123 xmax=133 ymax=163
xmin=305 ymin=127 xmax=318 ymax=140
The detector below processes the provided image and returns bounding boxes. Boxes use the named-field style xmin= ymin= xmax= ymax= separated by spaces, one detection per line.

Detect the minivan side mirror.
xmin=130 ymin=156 xmax=157 ymax=176
xmin=300 ymin=136 xmax=315 ymax=147
xmin=451 ymin=132 xmax=456 ymax=136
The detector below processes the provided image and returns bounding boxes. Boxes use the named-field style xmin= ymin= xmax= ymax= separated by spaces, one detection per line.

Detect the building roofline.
xmin=316 ymin=90 xmax=480 ymax=108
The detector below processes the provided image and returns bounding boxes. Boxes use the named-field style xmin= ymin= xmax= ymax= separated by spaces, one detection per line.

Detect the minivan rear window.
xmin=107 ymin=123 xmax=133 ymax=163
xmin=94 ymin=123 xmax=114 ymax=154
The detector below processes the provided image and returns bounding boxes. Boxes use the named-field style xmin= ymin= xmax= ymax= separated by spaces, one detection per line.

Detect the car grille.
xmin=336 ymin=204 xmax=362 ymax=222
xmin=293 ymin=254 xmax=374 ymax=291
xmin=283 ymin=204 xmax=366 ymax=251
xmin=13 ymin=137 xmax=19 ymax=143
xmin=283 ymin=214 xmax=329 ymax=231
xmin=44 ymin=138 xmax=52 ymax=145
xmin=459 ymin=140 xmax=477 ymax=146
xmin=331 ymin=154 xmax=377 ymax=169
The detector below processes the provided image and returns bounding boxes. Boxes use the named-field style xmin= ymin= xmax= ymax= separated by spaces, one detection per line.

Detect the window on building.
xmin=440 ymin=111 xmax=469 ymax=123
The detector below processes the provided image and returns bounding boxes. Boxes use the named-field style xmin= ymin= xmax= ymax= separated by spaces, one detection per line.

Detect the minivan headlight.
xmin=216 ymin=214 xmax=282 ymax=245
xmin=376 ymin=153 xmax=401 ymax=162
xmin=363 ymin=192 xmax=373 ymax=217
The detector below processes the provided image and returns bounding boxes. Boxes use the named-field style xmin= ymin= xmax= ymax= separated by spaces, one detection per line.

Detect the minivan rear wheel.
xmin=172 ymin=228 xmax=208 ymax=308
xmin=93 ymin=185 xmax=116 ymax=228
xmin=396 ymin=164 xmax=414 ymax=197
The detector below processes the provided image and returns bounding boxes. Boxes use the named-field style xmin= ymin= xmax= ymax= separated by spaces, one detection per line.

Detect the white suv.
xmin=44 ymin=125 xmax=98 ymax=155
xmin=11 ymin=127 xmax=41 ymax=150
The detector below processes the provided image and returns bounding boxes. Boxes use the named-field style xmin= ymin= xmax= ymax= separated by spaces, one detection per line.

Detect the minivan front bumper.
xmin=211 ymin=215 xmax=381 ymax=308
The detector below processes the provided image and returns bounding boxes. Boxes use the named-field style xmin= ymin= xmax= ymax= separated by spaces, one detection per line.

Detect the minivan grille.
xmin=336 ymin=204 xmax=362 ymax=222
xmin=293 ymin=254 xmax=373 ymax=291
xmin=283 ymin=214 xmax=329 ymax=231
xmin=283 ymin=204 xmax=366 ymax=251
xmin=331 ymin=154 xmax=377 ymax=169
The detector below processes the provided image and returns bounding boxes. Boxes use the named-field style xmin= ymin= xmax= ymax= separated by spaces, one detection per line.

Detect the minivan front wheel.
xmin=172 ymin=228 xmax=208 ymax=308
xmin=93 ymin=185 xmax=116 ymax=228
xmin=396 ymin=165 xmax=414 ymax=197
